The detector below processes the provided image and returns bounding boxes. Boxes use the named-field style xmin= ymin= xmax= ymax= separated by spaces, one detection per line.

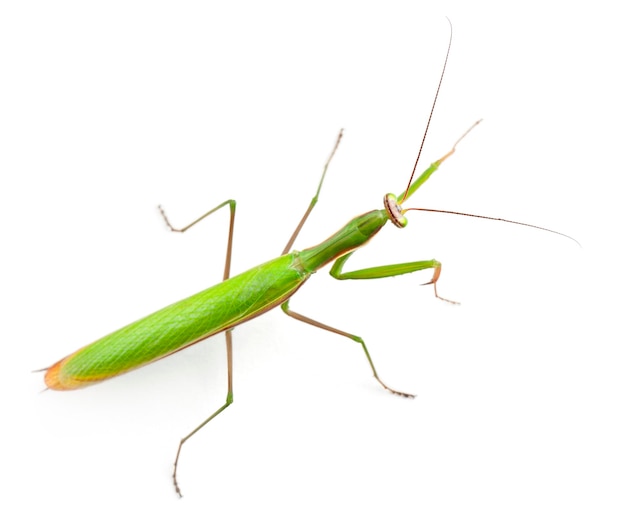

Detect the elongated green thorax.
xmin=297 ymin=209 xmax=389 ymax=272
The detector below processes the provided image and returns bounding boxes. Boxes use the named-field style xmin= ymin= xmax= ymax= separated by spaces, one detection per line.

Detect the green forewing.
xmin=61 ymin=253 xmax=308 ymax=382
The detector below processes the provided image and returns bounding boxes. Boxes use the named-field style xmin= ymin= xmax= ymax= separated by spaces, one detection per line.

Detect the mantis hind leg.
xmin=158 ymin=200 xmax=237 ymax=497
xmin=159 ymin=199 xmax=236 ymax=282
xmin=281 ymin=300 xmax=414 ymax=398
xmin=172 ymin=330 xmax=233 ymax=497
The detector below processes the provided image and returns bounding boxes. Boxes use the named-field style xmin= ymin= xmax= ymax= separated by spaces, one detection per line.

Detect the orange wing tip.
xmin=44 ymin=357 xmax=95 ymax=391
xmin=44 ymin=359 xmax=66 ymax=390
xmin=44 ymin=359 xmax=72 ymax=390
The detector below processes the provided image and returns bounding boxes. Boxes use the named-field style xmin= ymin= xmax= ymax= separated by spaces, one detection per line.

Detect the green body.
xmin=47 ymin=209 xmax=390 ymax=389
xmin=43 ymin=114 xmax=486 ymax=496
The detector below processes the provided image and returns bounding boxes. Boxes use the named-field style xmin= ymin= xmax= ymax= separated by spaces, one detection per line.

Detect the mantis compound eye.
xmin=383 ymin=193 xmax=407 ymax=228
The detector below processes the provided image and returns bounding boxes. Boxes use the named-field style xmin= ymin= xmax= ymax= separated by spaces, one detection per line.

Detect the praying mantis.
xmin=39 ymin=25 xmax=575 ymax=497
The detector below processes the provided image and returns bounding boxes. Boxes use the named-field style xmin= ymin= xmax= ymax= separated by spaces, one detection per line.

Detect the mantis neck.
xmin=296 ymin=209 xmax=389 ymax=273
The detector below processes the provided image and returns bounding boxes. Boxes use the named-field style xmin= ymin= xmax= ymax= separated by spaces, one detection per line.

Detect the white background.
xmin=2 ymin=1 xmax=624 ymax=512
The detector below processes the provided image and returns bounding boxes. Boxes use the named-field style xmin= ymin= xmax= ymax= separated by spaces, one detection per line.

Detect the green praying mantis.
xmin=40 ymin=26 xmax=576 ymax=497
